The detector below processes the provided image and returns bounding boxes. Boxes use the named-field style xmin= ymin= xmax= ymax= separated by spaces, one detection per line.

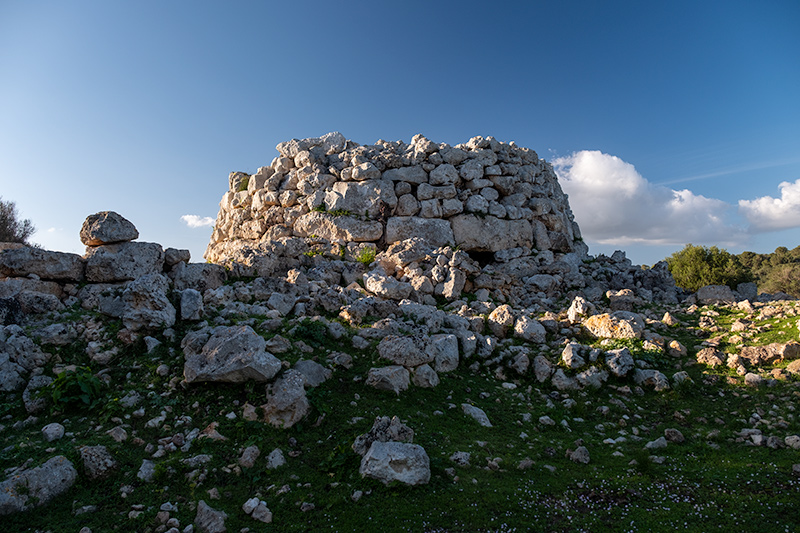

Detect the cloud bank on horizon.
xmin=554 ymin=151 xmax=800 ymax=249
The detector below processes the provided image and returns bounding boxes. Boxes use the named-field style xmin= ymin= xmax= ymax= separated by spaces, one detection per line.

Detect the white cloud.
xmin=181 ymin=215 xmax=215 ymax=228
xmin=738 ymin=179 xmax=800 ymax=232
xmin=553 ymin=150 xmax=746 ymax=246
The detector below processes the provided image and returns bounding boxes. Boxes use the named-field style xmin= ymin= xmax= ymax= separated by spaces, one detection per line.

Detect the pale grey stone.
xmin=121 ymin=274 xmax=176 ymax=331
xmin=42 ymin=422 xmax=65 ymax=442
xmin=412 ymin=364 xmax=440 ymax=388
xmin=80 ymin=211 xmax=139 ymax=246
xmin=84 ymin=241 xmax=164 ymax=282
xmin=80 ymin=445 xmax=117 ymax=480
xmin=262 ymin=370 xmax=309 ymax=428
xmin=352 ymin=416 xmax=414 ymax=456
xmin=383 ymin=165 xmax=428 ymax=184
xmin=461 ymin=403 xmax=492 ymax=427
xmin=378 ymin=335 xmax=431 ymax=367
xmin=427 ymin=334 xmax=459 ymax=372
xmin=0 ymin=247 xmax=85 ymax=282
xmin=293 ymin=359 xmax=332 ymax=387
xmin=184 ymin=325 xmax=281 ymax=383
xmin=265 ymin=448 xmax=286 ymax=469
xmin=180 ymin=289 xmax=204 ymax=321
xmin=450 ymin=215 xmax=533 ymax=252
xmin=195 ymin=500 xmax=227 ymax=533
xmin=0 ymin=456 xmax=77 ymax=515
xmin=365 ymin=366 xmax=410 ymax=395
xmin=359 ymin=441 xmax=430 ymax=485
xmin=429 ymin=164 xmax=459 ymax=185
xmin=605 ymin=348 xmax=635 ymax=377
xmin=385 ymin=217 xmax=455 ymax=248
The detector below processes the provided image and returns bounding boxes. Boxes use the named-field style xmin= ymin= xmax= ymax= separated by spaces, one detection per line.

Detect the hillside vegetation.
xmin=667 ymin=244 xmax=800 ymax=297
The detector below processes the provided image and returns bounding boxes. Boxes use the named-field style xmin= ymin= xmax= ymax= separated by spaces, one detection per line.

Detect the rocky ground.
xmin=1 ymin=213 xmax=799 ymax=532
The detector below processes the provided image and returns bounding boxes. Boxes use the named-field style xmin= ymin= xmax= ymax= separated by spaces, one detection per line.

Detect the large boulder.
xmin=80 ymin=211 xmax=139 ymax=246
xmin=170 ymin=262 xmax=227 ymax=292
xmin=359 ymin=441 xmax=430 ymax=485
xmin=323 ymin=180 xmax=397 ymax=218
xmin=385 ymin=217 xmax=455 ymax=248
xmin=0 ymin=456 xmax=77 ymax=515
xmin=184 ymin=325 xmax=281 ymax=383
xmin=583 ymin=311 xmax=645 ymax=339
xmin=352 ymin=416 xmax=414 ymax=456
xmin=450 ymin=215 xmax=533 ymax=252
xmin=293 ymin=211 xmax=383 ymax=242
xmin=121 ymin=274 xmax=176 ymax=331
xmin=378 ymin=335 xmax=432 ymax=367
xmin=695 ymin=284 xmax=736 ymax=305
xmin=261 ymin=369 xmax=309 ymax=428
xmin=84 ymin=242 xmax=164 ymax=282
xmin=0 ymin=247 xmax=85 ymax=282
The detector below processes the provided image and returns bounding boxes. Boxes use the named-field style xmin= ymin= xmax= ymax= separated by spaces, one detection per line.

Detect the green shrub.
xmin=236 ymin=176 xmax=250 ymax=192
xmin=666 ymin=244 xmax=750 ymax=292
xmin=355 ymin=247 xmax=376 ymax=266
xmin=46 ymin=366 xmax=105 ymax=411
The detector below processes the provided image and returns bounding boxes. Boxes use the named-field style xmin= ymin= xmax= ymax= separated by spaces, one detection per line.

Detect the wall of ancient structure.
xmin=205 ymin=133 xmax=587 ymax=267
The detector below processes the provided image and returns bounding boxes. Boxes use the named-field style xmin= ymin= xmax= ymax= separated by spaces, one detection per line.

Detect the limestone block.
xmin=80 ymin=211 xmax=139 ymax=246
xmin=359 ymin=441 xmax=430 ymax=485
xmin=450 ymin=215 xmax=532 ymax=252
xmin=184 ymin=325 xmax=281 ymax=383
xmin=294 ymin=212 xmax=383 ymax=242
xmin=323 ymin=180 xmax=397 ymax=217
xmin=383 ymin=165 xmax=428 ymax=184
xmin=0 ymin=247 xmax=85 ymax=282
xmin=84 ymin=242 xmax=164 ymax=282
xmin=385 ymin=217 xmax=454 ymax=248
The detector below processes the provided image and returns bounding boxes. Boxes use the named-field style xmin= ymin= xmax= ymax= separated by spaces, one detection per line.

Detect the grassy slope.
xmin=2 ymin=300 xmax=799 ymax=533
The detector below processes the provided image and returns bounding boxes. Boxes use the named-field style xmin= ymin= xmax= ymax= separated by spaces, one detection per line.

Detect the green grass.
xmin=2 ymin=300 xmax=800 ymax=532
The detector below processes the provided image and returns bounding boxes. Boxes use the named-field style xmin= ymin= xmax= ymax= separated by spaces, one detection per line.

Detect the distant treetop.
xmin=0 ymin=197 xmax=36 ymax=245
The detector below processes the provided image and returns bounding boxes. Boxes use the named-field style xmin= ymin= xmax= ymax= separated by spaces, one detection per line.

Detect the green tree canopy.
xmin=666 ymin=244 xmax=751 ymax=292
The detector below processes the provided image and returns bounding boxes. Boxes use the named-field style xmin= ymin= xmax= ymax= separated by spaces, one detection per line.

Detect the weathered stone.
xmin=324 ymin=180 xmax=397 ymax=218
xmin=583 ymin=311 xmax=645 ymax=339
xmin=533 ymin=355 xmax=553 ymax=382
xmin=605 ymin=348 xmax=634 ymax=377
xmin=294 ymin=211 xmax=383 ymax=242
xmin=79 ymin=445 xmax=117 ymax=480
xmin=364 ymin=267 xmax=412 ymax=300
xmin=0 ymin=456 xmax=76 ymax=515
xmin=378 ymin=335 xmax=431 ymax=367
xmin=180 ymin=288 xmax=204 ymax=321
xmin=461 ymin=403 xmax=492 ymax=427
xmin=551 ymin=368 xmax=578 ymax=390
xmin=365 ymin=366 xmax=410 ymax=394
xmin=84 ymin=242 xmax=164 ymax=282
xmin=633 ymin=369 xmax=670 ymax=391
xmin=385 ymin=217 xmax=455 ymax=248
xmin=412 ymin=364 xmax=440 ymax=388
xmin=696 ymin=284 xmax=736 ymax=305
xmin=359 ymin=441 xmax=430 ymax=485
xmin=80 ymin=211 xmax=139 ymax=246
xmin=450 ymin=215 xmax=533 ymax=252
xmin=170 ymin=262 xmax=226 ymax=292
xmin=239 ymin=445 xmax=261 ymax=468
xmin=561 ymin=343 xmax=585 ymax=369
xmin=195 ymin=500 xmax=227 ymax=533
xmin=428 ymin=334 xmax=459 ymax=372
xmin=261 ymin=370 xmax=309 ymax=428
xmin=383 ymin=165 xmax=428 ymax=184
xmin=293 ymin=359 xmax=332 ymax=387
xmin=0 ymin=247 xmax=85 ymax=281
xmin=696 ymin=347 xmax=726 ymax=368
xmin=184 ymin=325 xmax=281 ymax=383
xmin=352 ymin=416 xmax=414 ymax=456
xmin=119 ymin=273 xmax=176 ymax=331
xmin=569 ymin=446 xmax=590 ymax=464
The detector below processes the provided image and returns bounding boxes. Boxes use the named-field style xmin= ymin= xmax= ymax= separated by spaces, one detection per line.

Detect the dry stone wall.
xmin=205 ymin=133 xmax=587 ymax=269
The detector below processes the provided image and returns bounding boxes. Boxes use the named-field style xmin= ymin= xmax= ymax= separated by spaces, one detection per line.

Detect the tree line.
xmin=665 ymin=244 xmax=800 ymax=297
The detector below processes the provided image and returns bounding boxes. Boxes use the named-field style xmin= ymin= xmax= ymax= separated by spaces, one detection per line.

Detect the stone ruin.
xmin=204 ymin=133 xmax=677 ymax=308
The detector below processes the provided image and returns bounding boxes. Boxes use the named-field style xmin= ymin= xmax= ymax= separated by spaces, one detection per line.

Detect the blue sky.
xmin=1 ymin=0 xmax=798 ymax=266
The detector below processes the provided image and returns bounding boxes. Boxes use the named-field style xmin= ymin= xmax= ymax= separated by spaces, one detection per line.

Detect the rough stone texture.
xmin=366 ymin=366 xmax=410 ymax=394
xmin=121 ymin=274 xmax=176 ymax=331
xmin=195 ymin=500 xmax=228 ymax=533
xmin=84 ymin=242 xmax=164 ymax=282
xmin=461 ymin=403 xmax=492 ymax=427
xmin=0 ymin=247 xmax=85 ymax=282
xmin=583 ymin=311 xmax=644 ymax=339
xmin=513 ymin=316 xmax=546 ymax=343
xmin=0 ymin=456 xmax=77 ymax=515
xmin=79 ymin=445 xmax=117 ymax=480
xmin=205 ymin=133 xmax=581 ymax=265
xmin=80 ymin=211 xmax=139 ymax=246
xmin=261 ymin=369 xmax=309 ymax=428
xmin=605 ymin=348 xmax=635 ymax=377
xmin=293 ymin=359 xmax=332 ymax=387
xmin=696 ymin=284 xmax=737 ymax=305
xmin=352 ymin=416 xmax=414 ymax=456
xmin=180 ymin=288 xmax=204 ymax=321
xmin=378 ymin=335 xmax=431 ymax=367
xmin=412 ymin=364 xmax=440 ymax=388
xmin=739 ymin=343 xmax=800 ymax=366
xmin=170 ymin=262 xmax=226 ymax=292
xmin=184 ymin=325 xmax=281 ymax=383
xmin=359 ymin=441 xmax=430 ymax=486
xmin=696 ymin=347 xmax=726 ymax=368
xmin=385 ymin=217 xmax=455 ymax=248
xmin=428 ymin=334 xmax=459 ymax=372
xmin=450 ymin=215 xmax=533 ymax=252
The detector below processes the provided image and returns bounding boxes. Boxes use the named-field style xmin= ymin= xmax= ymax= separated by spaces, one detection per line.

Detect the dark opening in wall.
xmin=467 ymin=250 xmax=495 ymax=267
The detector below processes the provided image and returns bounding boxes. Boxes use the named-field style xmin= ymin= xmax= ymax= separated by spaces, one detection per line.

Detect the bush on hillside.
xmin=666 ymin=244 xmax=751 ymax=292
